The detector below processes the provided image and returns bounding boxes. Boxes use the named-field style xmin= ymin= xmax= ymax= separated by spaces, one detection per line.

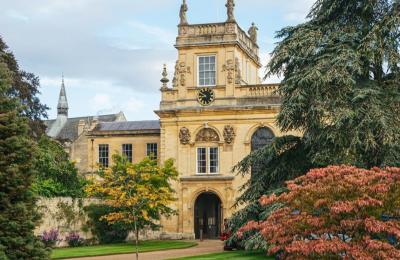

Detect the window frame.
xmin=197 ymin=55 xmax=217 ymax=87
xmin=196 ymin=146 xmax=219 ymax=175
xmin=146 ymin=143 xmax=158 ymax=161
xmin=98 ymin=144 xmax=109 ymax=168
xmin=122 ymin=144 xmax=133 ymax=163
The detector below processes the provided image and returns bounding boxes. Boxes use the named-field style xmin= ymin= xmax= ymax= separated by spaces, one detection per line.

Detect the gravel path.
xmin=65 ymin=240 xmax=224 ymax=260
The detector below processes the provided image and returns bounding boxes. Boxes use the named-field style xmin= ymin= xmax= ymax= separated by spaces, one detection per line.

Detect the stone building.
xmin=46 ymin=0 xmax=291 ymax=240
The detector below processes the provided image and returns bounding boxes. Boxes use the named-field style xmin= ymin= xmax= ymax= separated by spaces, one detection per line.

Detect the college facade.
xmin=46 ymin=0 xmax=289 ymax=239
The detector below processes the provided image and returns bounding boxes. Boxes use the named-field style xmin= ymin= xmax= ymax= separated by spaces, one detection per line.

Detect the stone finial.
xmin=248 ymin=22 xmax=258 ymax=43
xmin=160 ymin=64 xmax=169 ymax=89
xmin=179 ymin=0 xmax=188 ymax=25
xmin=226 ymin=0 xmax=235 ymax=22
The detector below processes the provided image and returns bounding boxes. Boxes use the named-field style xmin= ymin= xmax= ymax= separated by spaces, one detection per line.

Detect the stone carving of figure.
xmin=179 ymin=127 xmax=191 ymax=144
xmin=196 ymin=128 xmax=220 ymax=142
xmin=172 ymin=61 xmax=179 ymax=88
xmin=223 ymin=125 xmax=236 ymax=144
xmin=248 ymin=22 xmax=258 ymax=43
xmin=226 ymin=0 xmax=235 ymax=22
xmin=234 ymin=58 xmax=242 ymax=84
xmin=179 ymin=0 xmax=188 ymax=25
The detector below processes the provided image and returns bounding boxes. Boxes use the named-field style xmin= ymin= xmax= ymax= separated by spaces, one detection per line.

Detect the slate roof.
xmin=93 ymin=120 xmax=160 ymax=132
xmin=45 ymin=114 xmax=121 ymax=142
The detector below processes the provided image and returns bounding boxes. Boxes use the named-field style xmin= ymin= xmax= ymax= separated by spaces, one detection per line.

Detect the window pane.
xmin=209 ymin=147 xmax=219 ymax=173
xmin=147 ymin=143 xmax=158 ymax=160
xmin=197 ymin=148 xmax=207 ymax=174
xmin=99 ymin=144 xmax=109 ymax=168
xmin=198 ymin=55 xmax=216 ymax=86
xmin=122 ymin=144 xmax=133 ymax=163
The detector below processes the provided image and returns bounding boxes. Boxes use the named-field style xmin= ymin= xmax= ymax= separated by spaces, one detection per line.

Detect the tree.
xmin=225 ymin=136 xmax=313 ymax=250
xmin=32 ymin=136 xmax=86 ymax=198
xmin=0 ymin=51 xmax=49 ymax=259
xmin=239 ymin=166 xmax=400 ymax=259
xmin=0 ymin=36 xmax=48 ymax=137
xmin=269 ymin=0 xmax=400 ymax=168
xmin=86 ymin=154 xmax=178 ymax=260
xmin=228 ymin=0 xmax=400 ymax=251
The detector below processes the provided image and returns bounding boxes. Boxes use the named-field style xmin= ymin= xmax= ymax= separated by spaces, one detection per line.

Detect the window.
xmin=209 ymin=147 xmax=219 ymax=174
xmin=147 ymin=143 xmax=158 ymax=160
xmin=98 ymin=144 xmax=109 ymax=168
xmin=196 ymin=147 xmax=219 ymax=174
xmin=197 ymin=148 xmax=207 ymax=174
xmin=122 ymin=144 xmax=133 ymax=163
xmin=198 ymin=56 xmax=216 ymax=86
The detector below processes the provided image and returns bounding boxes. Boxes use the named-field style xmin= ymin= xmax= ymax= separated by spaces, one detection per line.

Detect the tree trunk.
xmin=134 ymin=217 xmax=139 ymax=260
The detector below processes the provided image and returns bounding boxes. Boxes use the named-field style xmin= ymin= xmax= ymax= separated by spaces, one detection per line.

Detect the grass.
xmin=51 ymin=240 xmax=198 ymax=259
xmin=170 ymin=251 xmax=274 ymax=260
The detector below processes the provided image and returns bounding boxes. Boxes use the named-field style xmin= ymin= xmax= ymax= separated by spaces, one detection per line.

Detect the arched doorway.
xmin=194 ymin=192 xmax=222 ymax=239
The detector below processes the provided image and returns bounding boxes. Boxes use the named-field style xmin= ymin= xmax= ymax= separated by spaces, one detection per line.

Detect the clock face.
xmin=197 ymin=88 xmax=215 ymax=106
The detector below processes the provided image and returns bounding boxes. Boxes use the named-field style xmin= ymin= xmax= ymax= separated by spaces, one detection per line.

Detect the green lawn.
xmin=170 ymin=251 xmax=273 ymax=260
xmin=51 ymin=240 xmax=198 ymax=259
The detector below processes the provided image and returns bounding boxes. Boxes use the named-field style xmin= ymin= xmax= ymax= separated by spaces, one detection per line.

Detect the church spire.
xmin=57 ymin=74 xmax=69 ymax=117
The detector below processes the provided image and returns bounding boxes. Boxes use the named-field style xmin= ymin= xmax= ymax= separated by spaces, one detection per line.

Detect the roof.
xmin=46 ymin=113 xmax=124 ymax=142
xmin=93 ymin=120 xmax=160 ymax=132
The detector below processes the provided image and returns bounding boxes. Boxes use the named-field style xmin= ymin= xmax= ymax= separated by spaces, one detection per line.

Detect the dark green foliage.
xmin=84 ymin=204 xmax=129 ymax=244
xmin=269 ymin=0 xmax=400 ymax=168
xmin=0 ymin=36 xmax=48 ymax=138
xmin=233 ymin=136 xmax=313 ymax=206
xmin=32 ymin=136 xmax=86 ymax=198
xmin=0 ymin=49 xmax=49 ymax=259
xmin=228 ymin=0 xmax=400 ymax=251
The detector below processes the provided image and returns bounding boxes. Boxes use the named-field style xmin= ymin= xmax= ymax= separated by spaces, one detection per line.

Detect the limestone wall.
xmin=35 ymin=197 xmax=192 ymax=247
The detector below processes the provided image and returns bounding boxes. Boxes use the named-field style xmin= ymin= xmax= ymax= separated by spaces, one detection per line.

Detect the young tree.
xmin=0 ymin=51 xmax=49 ymax=259
xmin=239 ymin=166 xmax=400 ymax=259
xmin=86 ymin=155 xmax=178 ymax=260
xmin=0 ymin=36 xmax=48 ymax=137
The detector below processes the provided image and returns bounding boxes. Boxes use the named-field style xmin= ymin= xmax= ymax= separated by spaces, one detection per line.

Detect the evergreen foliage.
xmin=228 ymin=0 xmax=400 ymax=252
xmin=0 ymin=36 xmax=48 ymax=137
xmin=0 ymin=50 xmax=49 ymax=259
xmin=269 ymin=0 xmax=400 ymax=168
xmin=32 ymin=136 xmax=86 ymax=198
xmin=84 ymin=204 xmax=130 ymax=244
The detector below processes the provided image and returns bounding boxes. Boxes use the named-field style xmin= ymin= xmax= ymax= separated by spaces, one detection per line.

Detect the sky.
xmin=0 ymin=0 xmax=315 ymax=121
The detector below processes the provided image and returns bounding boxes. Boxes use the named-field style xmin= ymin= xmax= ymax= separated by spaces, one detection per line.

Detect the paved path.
xmin=66 ymin=240 xmax=224 ymax=260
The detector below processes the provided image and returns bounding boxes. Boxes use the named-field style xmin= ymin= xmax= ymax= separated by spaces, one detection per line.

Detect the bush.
xmin=239 ymin=166 xmax=400 ymax=259
xmin=84 ymin=204 xmax=130 ymax=244
xmin=65 ymin=232 xmax=85 ymax=247
xmin=40 ymin=229 xmax=61 ymax=248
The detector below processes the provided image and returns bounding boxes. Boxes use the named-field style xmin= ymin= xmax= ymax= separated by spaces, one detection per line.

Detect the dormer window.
xmin=198 ymin=55 xmax=216 ymax=86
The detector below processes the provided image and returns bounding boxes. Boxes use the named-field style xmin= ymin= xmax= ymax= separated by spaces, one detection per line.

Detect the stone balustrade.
xmin=244 ymin=84 xmax=280 ymax=97
xmin=177 ymin=22 xmax=259 ymax=64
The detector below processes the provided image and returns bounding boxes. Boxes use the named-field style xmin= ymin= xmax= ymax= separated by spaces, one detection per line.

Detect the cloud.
xmin=2 ymin=0 xmax=314 ymax=120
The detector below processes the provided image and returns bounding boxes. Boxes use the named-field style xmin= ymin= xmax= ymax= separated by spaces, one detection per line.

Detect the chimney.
xmin=78 ymin=119 xmax=86 ymax=136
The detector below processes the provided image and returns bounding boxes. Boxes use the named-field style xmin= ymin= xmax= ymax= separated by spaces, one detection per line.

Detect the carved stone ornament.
xmin=195 ymin=128 xmax=220 ymax=142
xmin=226 ymin=0 xmax=235 ymax=22
xmin=223 ymin=125 xmax=236 ymax=144
xmin=179 ymin=0 xmax=188 ymax=25
xmin=179 ymin=127 xmax=191 ymax=145
xmin=173 ymin=61 xmax=191 ymax=87
xmin=235 ymin=58 xmax=242 ymax=84
xmin=222 ymin=59 xmax=235 ymax=84
xmin=248 ymin=22 xmax=258 ymax=43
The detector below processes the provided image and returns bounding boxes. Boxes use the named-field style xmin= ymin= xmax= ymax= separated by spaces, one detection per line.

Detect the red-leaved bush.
xmin=238 ymin=166 xmax=400 ymax=259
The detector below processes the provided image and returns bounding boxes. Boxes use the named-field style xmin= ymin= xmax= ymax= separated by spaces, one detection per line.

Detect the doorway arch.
xmin=194 ymin=192 xmax=222 ymax=239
